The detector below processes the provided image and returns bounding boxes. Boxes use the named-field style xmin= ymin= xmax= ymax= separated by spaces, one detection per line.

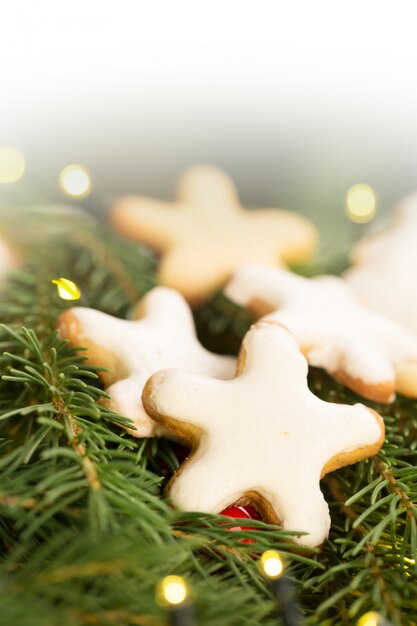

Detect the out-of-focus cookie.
xmin=109 ymin=165 xmax=318 ymax=307
xmin=143 ymin=322 xmax=384 ymax=547
xmin=57 ymin=286 xmax=236 ymax=437
xmin=225 ymin=265 xmax=417 ymax=403
xmin=346 ymin=191 xmax=417 ymax=341
xmin=0 ymin=232 xmax=16 ymax=279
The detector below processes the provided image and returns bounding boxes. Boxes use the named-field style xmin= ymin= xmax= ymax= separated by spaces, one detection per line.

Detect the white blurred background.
xmin=1 ymin=0 xmax=417 ymax=243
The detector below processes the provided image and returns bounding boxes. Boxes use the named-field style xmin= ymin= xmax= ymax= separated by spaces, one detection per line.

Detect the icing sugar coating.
xmin=346 ymin=191 xmax=417 ymax=338
xmin=225 ymin=265 xmax=417 ymax=403
xmin=57 ymin=286 xmax=236 ymax=437
xmin=109 ymin=165 xmax=318 ymax=306
xmin=143 ymin=323 xmax=384 ymax=547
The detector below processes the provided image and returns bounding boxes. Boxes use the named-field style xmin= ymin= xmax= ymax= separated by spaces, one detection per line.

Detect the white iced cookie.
xmin=57 ymin=286 xmax=236 ymax=437
xmin=143 ymin=322 xmax=384 ymax=547
xmin=346 ymin=191 xmax=417 ymax=342
xmin=225 ymin=265 xmax=417 ymax=403
xmin=109 ymin=165 xmax=318 ymax=307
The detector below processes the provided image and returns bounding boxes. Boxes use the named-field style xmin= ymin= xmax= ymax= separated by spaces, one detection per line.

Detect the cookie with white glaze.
xmin=225 ymin=265 xmax=417 ymax=402
xmin=57 ymin=286 xmax=236 ymax=437
xmin=109 ymin=165 xmax=318 ymax=307
xmin=143 ymin=322 xmax=384 ymax=547
xmin=346 ymin=191 xmax=417 ymax=347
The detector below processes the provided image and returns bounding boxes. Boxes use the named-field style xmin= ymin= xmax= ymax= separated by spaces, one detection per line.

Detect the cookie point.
xmin=395 ymin=361 xmax=417 ymax=398
xmin=177 ymin=164 xmax=238 ymax=207
xmin=56 ymin=309 xmax=81 ymax=341
xmin=180 ymin=163 xmax=232 ymax=182
xmin=250 ymin=320 xmax=299 ymax=350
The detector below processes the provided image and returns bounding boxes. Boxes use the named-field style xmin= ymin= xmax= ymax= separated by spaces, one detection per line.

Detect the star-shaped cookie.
xmin=346 ymin=191 xmax=417 ymax=339
xmin=57 ymin=286 xmax=236 ymax=437
xmin=225 ymin=265 xmax=417 ymax=403
xmin=143 ymin=322 xmax=384 ymax=547
xmin=109 ymin=165 xmax=318 ymax=306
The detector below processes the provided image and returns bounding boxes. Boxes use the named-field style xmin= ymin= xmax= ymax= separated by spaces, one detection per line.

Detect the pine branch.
xmin=300 ymin=369 xmax=417 ymax=625
xmin=0 ymin=206 xmax=156 ymax=324
xmin=1 ymin=205 xmax=417 ymax=625
xmin=0 ymin=207 xmax=318 ymax=625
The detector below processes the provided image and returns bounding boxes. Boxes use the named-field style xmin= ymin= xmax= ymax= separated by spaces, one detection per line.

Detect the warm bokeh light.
xmin=157 ymin=575 xmax=188 ymax=606
xmin=52 ymin=278 xmax=81 ymax=300
xmin=346 ymin=183 xmax=377 ymax=223
xmin=0 ymin=147 xmax=25 ymax=184
xmin=59 ymin=164 xmax=91 ymax=198
xmin=260 ymin=550 xmax=284 ymax=579
xmin=357 ymin=611 xmax=381 ymax=626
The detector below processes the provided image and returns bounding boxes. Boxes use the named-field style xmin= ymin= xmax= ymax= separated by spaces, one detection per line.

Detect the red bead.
xmin=221 ymin=504 xmax=261 ymax=522
xmin=220 ymin=504 xmax=262 ymax=543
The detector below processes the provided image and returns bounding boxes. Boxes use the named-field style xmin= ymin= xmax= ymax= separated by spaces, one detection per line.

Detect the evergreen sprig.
xmin=0 ymin=206 xmax=416 ymax=625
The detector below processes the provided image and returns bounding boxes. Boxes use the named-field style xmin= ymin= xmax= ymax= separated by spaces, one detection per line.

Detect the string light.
xmin=357 ymin=612 xmax=393 ymax=626
xmin=156 ymin=576 xmax=196 ymax=626
xmin=346 ymin=183 xmax=377 ymax=224
xmin=357 ymin=612 xmax=380 ymax=626
xmin=260 ymin=549 xmax=284 ymax=579
xmin=0 ymin=147 xmax=25 ymax=184
xmin=59 ymin=164 xmax=91 ymax=198
xmin=52 ymin=278 xmax=81 ymax=301
xmin=259 ymin=550 xmax=302 ymax=626
xmin=158 ymin=576 xmax=188 ymax=606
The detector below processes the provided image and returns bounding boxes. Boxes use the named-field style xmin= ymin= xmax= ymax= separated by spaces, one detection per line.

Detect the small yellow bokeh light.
xmin=157 ymin=575 xmax=188 ymax=606
xmin=346 ymin=183 xmax=377 ymax=224
xmin=52 ymin=278 xmax=81 ymax=301
xmin=0 ymin=147 xmax=25 ymax=184
xmin=59 ymin=164 xmax=91 ymax=198
xmin=357 ymin=611 xmax=381 ymax=626
xmin=260 ymin=550 xmax=284 ymax=579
